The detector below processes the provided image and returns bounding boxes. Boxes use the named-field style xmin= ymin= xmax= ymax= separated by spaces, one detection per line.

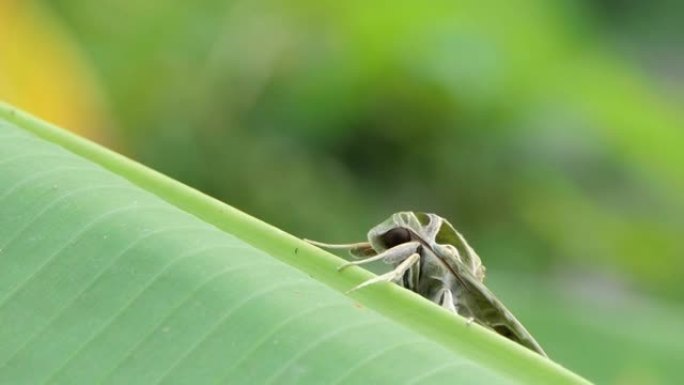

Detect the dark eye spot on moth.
xmin=380 ymin=227 xmax=412 ymax=249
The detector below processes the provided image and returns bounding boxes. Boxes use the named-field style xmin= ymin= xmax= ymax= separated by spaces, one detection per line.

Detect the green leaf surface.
xmin=0 ymin=103 xmax=589 ymax=384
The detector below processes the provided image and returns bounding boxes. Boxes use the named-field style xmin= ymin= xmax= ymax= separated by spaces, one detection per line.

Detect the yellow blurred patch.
xmin=0 ymin=1 xmax=112 ymax=144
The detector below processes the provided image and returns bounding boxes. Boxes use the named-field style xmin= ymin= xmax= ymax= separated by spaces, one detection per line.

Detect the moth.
xmin=307 ymin=211 xmax=547 ymax=357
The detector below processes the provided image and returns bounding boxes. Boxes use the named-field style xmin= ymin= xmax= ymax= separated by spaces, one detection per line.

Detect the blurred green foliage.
xmin=33 ymin=0 xmax=684 ymax=383
xmin=45 ymin=0 xmax=684 ymax=296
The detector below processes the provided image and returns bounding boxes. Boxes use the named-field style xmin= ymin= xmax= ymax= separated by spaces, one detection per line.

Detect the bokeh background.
xmin=2 ymin=0 xmax=683 ymax=383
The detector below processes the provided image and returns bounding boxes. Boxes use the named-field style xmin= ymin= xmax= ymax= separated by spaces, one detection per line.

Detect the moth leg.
xmin=438 ymin=288 xmax=458 ymax=313
xmin=337 ymin=241 xmax=420 ymax=271
xmin=336 ymin=252 xmax=386 ymax=271
xmin=346 ymin=253 xmax=421 ymax=294
xmin=453 ymin=304 xmax=476 ymax=326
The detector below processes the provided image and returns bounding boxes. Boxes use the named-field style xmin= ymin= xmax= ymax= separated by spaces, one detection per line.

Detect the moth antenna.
xmin=304 ymin=239 xmax=370 ymax=250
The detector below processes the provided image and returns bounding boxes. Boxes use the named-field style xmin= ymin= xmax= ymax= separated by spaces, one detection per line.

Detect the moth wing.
xmin=453 ymin=267 xmax=547 ymax=356
xmin=433 ymin=216 xmax=486 ymax=282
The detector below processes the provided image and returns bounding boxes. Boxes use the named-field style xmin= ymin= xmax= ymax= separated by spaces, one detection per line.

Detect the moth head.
xmin=378 ymin=227 xmax=412 ymax=249
xmin=367 ymin=212 xmax=421 ymax=251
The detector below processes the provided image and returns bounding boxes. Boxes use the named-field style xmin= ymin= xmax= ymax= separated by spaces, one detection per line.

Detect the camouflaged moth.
xmin=307 ymin=211 xmax=547 ymax=356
